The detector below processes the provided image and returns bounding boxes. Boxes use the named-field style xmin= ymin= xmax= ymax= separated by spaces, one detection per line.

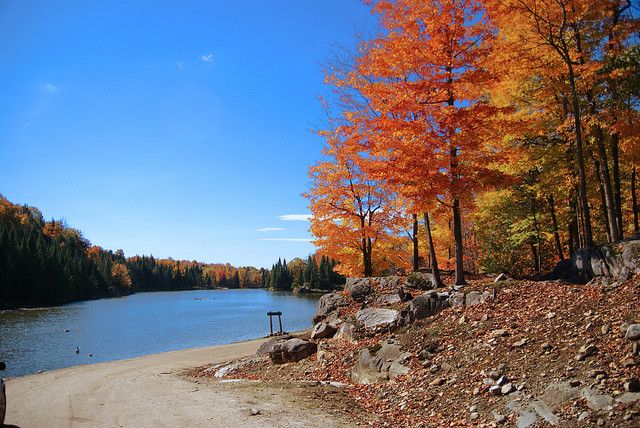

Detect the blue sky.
xmin=0 ymin=1 xmax=378 ymax=268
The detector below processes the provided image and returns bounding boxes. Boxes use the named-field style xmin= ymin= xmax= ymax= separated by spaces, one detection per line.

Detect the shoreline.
xmin=5 ymin=329 xmax=308 ymax=380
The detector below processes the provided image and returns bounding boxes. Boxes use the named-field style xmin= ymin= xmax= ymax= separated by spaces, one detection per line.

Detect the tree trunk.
xmin=594 ymin=126 xmax=619 ymax=241
xmin=633 ymin=167 xmax=639 ymax=235
xmin=567 ymin=63 xmax=594 ymax=247
xmin=424 ymin=212 xmax=443 ymax=287
xmin=530 ymin=243 xmax=540 ymax=274
xmin=595 ymin=158 xmax=613 ymax=243
xmin=531 ymin=189 xmax=541 ymax=273
xmin=412 ymin=213 xmax=419 ymax=272
xmin=452 ymin=199 xmax=467 ymax=285
xmin=611 ymin=133 xmax=623 ymax=239
xmin=548 ymin=195 xmax=564 ymax=260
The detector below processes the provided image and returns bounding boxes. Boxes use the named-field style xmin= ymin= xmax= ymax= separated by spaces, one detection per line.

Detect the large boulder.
xmin=345 ymin=278 xmax=374 ymax=302
xmin=465 ymin=290 xmax=492 ymax=306
xmin=355 ymin=308 xmax=403 ymax=331
xmin=406 ymin=272 xmax=437 ymax=290
xmin=268 ymin=338 xmax=317 ymax=364
xmin=405 ymin=292 xmax=450 ymax=322
xmin=311 ymin=322 xmax=337 ymax=340
xmin=546 ymin=239 xmax=640 ymax=283
xmin=312 ymin=292 xmax=349 ymax=324
xmin=351 ymin=340 xmax=411 ymax=384
xmin=256 ymin=335 xmax=293 ymax=356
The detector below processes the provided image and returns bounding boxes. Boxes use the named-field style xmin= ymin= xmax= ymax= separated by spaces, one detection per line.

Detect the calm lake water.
xmin=0 ymin=289 xmax=320 ymax=378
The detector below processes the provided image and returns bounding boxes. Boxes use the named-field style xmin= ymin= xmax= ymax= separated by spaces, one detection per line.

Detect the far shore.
xmin=5 ymin=330 xmax=349 ymax=428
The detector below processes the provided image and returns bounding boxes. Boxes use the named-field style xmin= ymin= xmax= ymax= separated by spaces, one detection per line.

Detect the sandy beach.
xmin=3 ymin=337 xmax=356 ymax=428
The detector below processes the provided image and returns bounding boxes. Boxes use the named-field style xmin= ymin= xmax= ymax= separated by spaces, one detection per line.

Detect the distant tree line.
xmin=0 ymin=195 xmax=345 ymax=308
xmin=261 ymin=256 xmax=345 ymax=291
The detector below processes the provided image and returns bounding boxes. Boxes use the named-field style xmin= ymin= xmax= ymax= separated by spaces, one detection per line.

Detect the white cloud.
xmin=41 ymin=83 xmax=59 ymax=93
xmin=256 ymin=227 xmax=286 ymax=232
xmin=258 ymin=238 xmax=312 ymax=242
xmin=176 ymin=61 xmax=184 ymax=70
xmin=201 ymin=54 xmax=213 ymax=62
xmin=278 ymin=214 xmax=313 ymax=222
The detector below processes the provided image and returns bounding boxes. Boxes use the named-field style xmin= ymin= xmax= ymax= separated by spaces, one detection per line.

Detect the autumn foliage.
xmin=306 ymin=0 xmax=639 ymax=278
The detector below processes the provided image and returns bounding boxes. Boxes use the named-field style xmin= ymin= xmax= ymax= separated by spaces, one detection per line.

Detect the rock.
xmin=541 ymin=342 xmax=553 ymax=351
xmin=351 ymin=340 xmax=411 ymax=384
xmin=465 ymin=290 xmax=492 ymax=306
xmin=633 ymin=342 xmax=640 ymax=355
xmin=489 ymin=385 xmax=502 ymax=395
xmin=375 ymin=293 xmax=401 ymax=306
xmin=335 ymin=322 xmax=356 ymax=342
xmin=404 ymin=292 xmax=450 ymax=322
xmin=494 ymin=272 xmax=509 ymax=282
xmin=625 ymin=324 xmax=640 ymax=341
xmin=625 ymin=378 xmax=640 ymax=393
xmin=355 ymin=308 xmax=402 ymax=331
xmin=517 ymin=410 xmax=537 ymax=428
xmin=569 ymin=379 xmax=581 ymax=387
xmin=576 ymin=344 xmax=598 ymax=361
xmin=406 ymin=272 xmax=437 ymax=290
xmin=469 ymin=412 xmax=479 ymax=420
xmin=581 ymin=388 xmax=614 ymax=411
xmin=578 ymin=411 xmax=590 ymax=421
xmin=601 ymin=324 xmax=610 ymax=335
xmin=496 ymin=375 xmax=508 ymax=386
xmin=448 ymin=292 xmax=465 ymax=307
xmin=345 ymin=278 xmax=374 ymax=302
xmin=622 ymin=356 xmax=638 ymax=367
xmin=268 ymin=338 xmax=317 ymax=364
xmin=513 ymin=338 xmax=528 ymax=348
xmin=310 ymin=322 xmax=337 ymax=340
xmin=491 ymin=329 xmax=510 ymax=338
xmin=256 ymin=335 xmax=293 ymax=355
xmin=249 ymin=408 xmax=261 ymax=416
xmin=430 ymin=377 xmax=445 ymax=386
xmin=487 ymin=370 xmax=502 ymax=380
xmin=312 ymin=292 xmax=348 ymax=324
xmin=493 ymin=411 xmax=507 ymax=424
xmin=501 ymin=383 xmax=515 ymax=395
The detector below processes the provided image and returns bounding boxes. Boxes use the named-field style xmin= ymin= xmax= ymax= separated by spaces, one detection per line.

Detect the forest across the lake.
xmin=0 ymin=195 xmax=344 ymax=309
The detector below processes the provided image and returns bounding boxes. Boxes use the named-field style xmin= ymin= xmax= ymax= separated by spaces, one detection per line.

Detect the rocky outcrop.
xmin=268 ymin=338 xmax=317 ymax=364
xmin=351 ymin=340 xmax=411 ymax=384
xmin=404 ymin=292 xmax=450 ymax=323
xmin=311 ymin=322 xmax=337 ymax=340
xmin=547 ymin=238 xmax=640 ymax=283
xmin=312 ymin=292 xmax=349 ymax=324
xmin=345 ymin=278 xmax=374 ymax=302
xmin=355 ymin=308 xmax=403 ymax=331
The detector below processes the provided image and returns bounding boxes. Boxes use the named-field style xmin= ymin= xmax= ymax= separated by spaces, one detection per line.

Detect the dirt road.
xmin=4 ymin=338 xmax=356 ymax=428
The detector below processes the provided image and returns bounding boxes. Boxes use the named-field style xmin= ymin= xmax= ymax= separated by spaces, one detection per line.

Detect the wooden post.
xmin=267 ymin=311 xmax=283 ymax=336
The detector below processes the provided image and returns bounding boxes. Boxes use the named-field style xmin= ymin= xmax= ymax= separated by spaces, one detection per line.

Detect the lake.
xmin=0 ymin=289 xmax=320 ymax=378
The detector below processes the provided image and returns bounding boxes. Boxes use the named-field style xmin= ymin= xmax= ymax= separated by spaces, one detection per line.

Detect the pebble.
xmin=470 ymin=412 xmax=479 ymax=420
xmin=501 ymin=383 xmax=515 ymax=395
xmin=569 ymin=379 xmax=581 ymax=387
xmin=496 ymin=375 xmax=508 ymax=386
xmin=601 ymin=324 xmax=609 ymax=335
xmin=625 ymin=324 xmax=640 ymax=341
xmin=249 ymin=408 xmax=261 ymax=416
xmin=546 ymin=312 xmax=556 ymax=319
xmin=489 ymin=385 xmax=502 ymax=396
xmin=493 ymin=411 xmax=507 ymax=424
xmin=541 ymin=342 xmax=552 ymax=351
xmin=513 ymin=339 xmax=528 ymax=348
